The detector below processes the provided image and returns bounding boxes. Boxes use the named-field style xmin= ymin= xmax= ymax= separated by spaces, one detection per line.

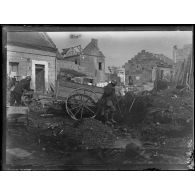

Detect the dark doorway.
xmin=35 ymin=64 xmax=45 ymax=93
xmin=99 ymin=62 xmax=102 ymax=70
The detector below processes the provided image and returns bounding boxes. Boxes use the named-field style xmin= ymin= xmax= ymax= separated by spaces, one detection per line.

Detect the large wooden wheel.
xmin=66 ymin=88 xmax=99 ymax=120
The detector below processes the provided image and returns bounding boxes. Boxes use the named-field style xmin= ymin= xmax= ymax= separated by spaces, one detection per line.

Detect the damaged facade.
xmin=124 ymin=50 xmax=175 ymax=86
xmin=7 ymin=32 xmax=57 ymax=93
xmin=56 ymin=51 xmax=86 ymax=77
xmin=61 ymin=39 xmax=106 ymax=84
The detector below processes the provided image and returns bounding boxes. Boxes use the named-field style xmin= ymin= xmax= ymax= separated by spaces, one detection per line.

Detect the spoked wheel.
xmin=66 ymin=88 xmax=99 ymax=120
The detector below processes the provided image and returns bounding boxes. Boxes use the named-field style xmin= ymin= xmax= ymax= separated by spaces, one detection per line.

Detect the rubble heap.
xmin=114 ymin=91 xmax=153 ymax=126
xmin=77 ymin=119 xmax=116 ymax=149
xmin=38 ymin=118 xmax=116 ymax=150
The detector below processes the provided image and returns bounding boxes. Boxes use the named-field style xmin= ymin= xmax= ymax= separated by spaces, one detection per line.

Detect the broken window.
xmin=99 ymin=62 xmax=102 ymax=70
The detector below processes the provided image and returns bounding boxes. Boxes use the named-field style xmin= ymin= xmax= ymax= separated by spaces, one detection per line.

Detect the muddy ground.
xmin=4 ymin=88 xmax=194 ymax=170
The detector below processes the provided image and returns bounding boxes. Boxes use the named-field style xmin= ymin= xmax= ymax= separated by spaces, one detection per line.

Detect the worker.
xmin=101 ymin=80 xmax=117 ymax=124
xmin=129 ymin=76 xmax=133 ymax=85
xmin=10 ymin=75 xmax=32 ymax=106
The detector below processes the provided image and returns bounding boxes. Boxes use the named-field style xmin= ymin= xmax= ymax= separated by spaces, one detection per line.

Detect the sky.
xmin=48 ymin=31 xmax=192 ymax=71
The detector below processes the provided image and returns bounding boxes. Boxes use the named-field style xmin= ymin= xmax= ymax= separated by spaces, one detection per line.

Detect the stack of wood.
xmin=174 ymin=54 xmax=193 ymax=89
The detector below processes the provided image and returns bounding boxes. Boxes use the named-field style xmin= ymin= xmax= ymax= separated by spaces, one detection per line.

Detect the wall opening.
xmin=35 ymin=64 xmax=45 ymax=93
xmin=9 ymin=62 xmax=19 ymax=75
xmin=99 ymin=62 xmax=102 ymax=70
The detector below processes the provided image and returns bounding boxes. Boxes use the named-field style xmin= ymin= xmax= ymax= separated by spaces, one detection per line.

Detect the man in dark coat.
xmin=129 ymin=76 xmax=133 ymax=85
xmin=101 ymin=80 xmax=117 ymax=123
xmin=10 ymin=76 xmax=32 ymax=106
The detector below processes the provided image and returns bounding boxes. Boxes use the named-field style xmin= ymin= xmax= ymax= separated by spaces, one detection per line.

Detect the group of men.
xmin=7 ymin=73 xmax=118 ymax=123
xmin=8 ymin=75 xmax=32 ymax=106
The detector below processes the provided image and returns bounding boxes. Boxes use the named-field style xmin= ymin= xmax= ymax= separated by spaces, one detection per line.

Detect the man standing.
xmin=10 ymin=75 xmax=32 ymax=106
xmin=101 ymin=80 xmax=117 ymax=124
xmin=129 ymin=76 xmax=133 ymax=86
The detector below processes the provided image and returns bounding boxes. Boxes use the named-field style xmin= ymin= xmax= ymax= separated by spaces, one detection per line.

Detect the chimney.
xmin=91 ymin=39 xmax=98 ymax=47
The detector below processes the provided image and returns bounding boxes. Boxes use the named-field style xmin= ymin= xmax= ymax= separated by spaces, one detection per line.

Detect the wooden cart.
xmin=55 ymin=79 xmax=104 ymax=120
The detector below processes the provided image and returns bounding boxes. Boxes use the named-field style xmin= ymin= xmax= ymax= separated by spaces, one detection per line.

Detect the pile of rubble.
xmin=77 ymin=119 xmax=116 ymax=149
xmin=36 ymin=117 xmax=116 ymax=150
xmin=115 ymin=86 xmax=193 ymax=127
xmin=114 ymin=91 xmax=153 ymax=125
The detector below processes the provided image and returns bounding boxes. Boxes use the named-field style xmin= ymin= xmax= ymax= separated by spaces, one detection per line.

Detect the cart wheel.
xmin=66 ymin=88 xmax=99 ymax=120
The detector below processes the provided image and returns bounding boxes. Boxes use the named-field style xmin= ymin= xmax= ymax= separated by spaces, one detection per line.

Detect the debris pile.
xmin=37 ymin=118 xmax=116 ymax=150
xmin=78 ymin=119 xmax=116 ymax=149
xmin=115 ymin=91 xmax=153 ymax=125
xmin=28 ymin=99 xmax=48 ymax=113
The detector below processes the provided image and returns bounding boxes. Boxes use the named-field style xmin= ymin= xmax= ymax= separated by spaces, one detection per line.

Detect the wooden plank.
xmin=56 ymin=80 xmax=104 ymax=99
xmin=7 ymin=106 xmax=29 ymax=116
xmin=59 ymin=80 xmax=104 ymax=93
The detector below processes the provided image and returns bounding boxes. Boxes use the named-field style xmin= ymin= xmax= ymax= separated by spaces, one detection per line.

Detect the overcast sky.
xmin=48 ymin=31 xmax=192 ymax=71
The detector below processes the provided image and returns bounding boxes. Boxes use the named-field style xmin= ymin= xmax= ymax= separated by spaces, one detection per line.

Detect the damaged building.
xmin=7 ymin=32 xmax=58 ymax=93
xmin=124 ymin=50 xmax=175 ymax=86
xmin=56 ymin=51 xmax=86 ymax=78
xmin=61 ymin=39 xmax=106 ymax=84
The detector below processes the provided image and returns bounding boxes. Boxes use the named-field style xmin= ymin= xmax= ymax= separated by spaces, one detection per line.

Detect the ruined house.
xmin=56 ymin=50 xmax=86 ymax=78
xmin=124 ymin=50 xmax=175 ymax=86
xmin=7 ymin=32 xmax=57 ymax=93
xmin=61 ymin=39 xmax=105 ymax=84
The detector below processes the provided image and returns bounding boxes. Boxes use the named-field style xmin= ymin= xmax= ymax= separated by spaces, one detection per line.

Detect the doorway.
xmin=35 ymin=64 xmax=45 ymax=93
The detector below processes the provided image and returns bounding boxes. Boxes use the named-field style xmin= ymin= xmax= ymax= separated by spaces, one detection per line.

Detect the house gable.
xmin=83 ymin=39 xmax=105 ymax=57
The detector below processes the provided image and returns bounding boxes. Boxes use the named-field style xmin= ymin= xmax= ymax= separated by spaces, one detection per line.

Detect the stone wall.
xmin=7 ymin=45 xmax=56 ymax=92
xmin=56 ymin=59 xmax=86 ymax=74
xmin=63 ymin=54 xmax=105 ymax=83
